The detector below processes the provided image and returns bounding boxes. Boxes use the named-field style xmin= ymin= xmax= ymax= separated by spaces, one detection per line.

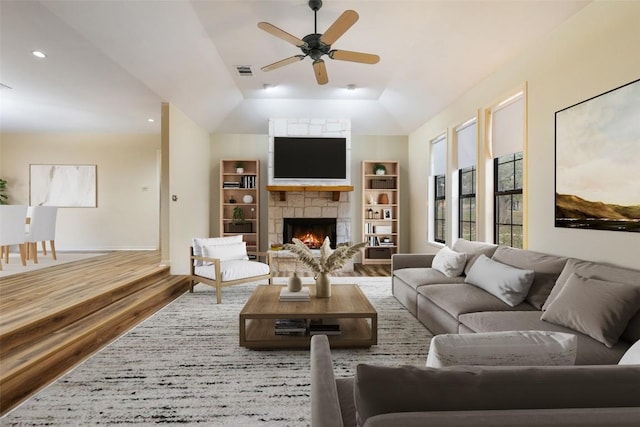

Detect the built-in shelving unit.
xmin=220 ymin=160 xmax=260 ymax=253
xmin=361 ymin=161 xmax=399 ymax=265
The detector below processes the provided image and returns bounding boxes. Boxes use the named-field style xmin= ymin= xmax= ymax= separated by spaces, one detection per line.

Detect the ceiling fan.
xmin=258 ymin=0 xmax=380 ymax=85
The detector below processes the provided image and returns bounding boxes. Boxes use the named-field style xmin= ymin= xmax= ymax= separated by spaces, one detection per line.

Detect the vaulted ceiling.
xmin=0 ymin=0 xmax=589 ymax=136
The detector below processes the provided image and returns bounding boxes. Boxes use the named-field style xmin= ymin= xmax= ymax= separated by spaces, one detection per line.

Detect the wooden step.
xmin=0 ymin=267 xmax=170 ymax=358
xmin=0 ymin=273 xmax=190 ymax=415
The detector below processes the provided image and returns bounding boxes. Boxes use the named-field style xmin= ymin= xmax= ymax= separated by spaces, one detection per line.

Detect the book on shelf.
xmin=279 ymin=287 xmax=310 ymax=302
xmin=309 ymin=323 xmax=341 ymax=336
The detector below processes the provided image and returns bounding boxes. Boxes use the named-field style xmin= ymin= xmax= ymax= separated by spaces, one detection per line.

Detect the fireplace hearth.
xmin=283 ymin=218 xmax=337 ymax=249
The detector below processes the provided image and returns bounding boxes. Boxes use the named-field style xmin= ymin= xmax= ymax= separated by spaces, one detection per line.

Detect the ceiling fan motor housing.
xmin=302 ymin=33 xmax=330 ymax=60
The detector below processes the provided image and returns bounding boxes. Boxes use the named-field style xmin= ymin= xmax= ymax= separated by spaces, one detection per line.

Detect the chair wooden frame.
xmin=189 ymin=246 xmax=273 ymax=304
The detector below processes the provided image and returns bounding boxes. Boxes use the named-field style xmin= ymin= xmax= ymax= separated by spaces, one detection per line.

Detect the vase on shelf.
xmin=315 ymin=272 xmax=331 ymax=298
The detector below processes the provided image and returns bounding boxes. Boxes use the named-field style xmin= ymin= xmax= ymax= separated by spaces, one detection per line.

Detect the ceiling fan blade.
xmin=258 ymin=22 xmax=307 ymax=48
xmin=261 ymin=55 xmax=305 ymax=72
xmin=329 ymin=49 xmax=380 ymax=64
xmin=320 ymin=10 xmax=358 ymax=45
xmin=313 ymin=59 xmax=328 ymax=85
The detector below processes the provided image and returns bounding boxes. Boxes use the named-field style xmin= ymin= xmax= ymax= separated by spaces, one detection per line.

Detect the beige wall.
xmin=0 ymin=132 xmax=160 ymax=251
xmin=210 ymin=133 xmax=409 ymax=253
xmin=408 ymin=1 xmax=640 ymax=268
xmin=166 ymin=104 xmax=211 ymax=274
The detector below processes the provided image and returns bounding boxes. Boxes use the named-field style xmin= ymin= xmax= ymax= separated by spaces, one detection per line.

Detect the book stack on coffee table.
xmin=279 ymin=287 xmax=310 ymax=302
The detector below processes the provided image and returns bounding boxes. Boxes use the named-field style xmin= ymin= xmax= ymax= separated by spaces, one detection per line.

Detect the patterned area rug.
xmin=3 ymin=277 xmax=431 ymax=426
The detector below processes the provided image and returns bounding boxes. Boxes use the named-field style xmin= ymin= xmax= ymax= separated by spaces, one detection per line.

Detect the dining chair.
xmin=26 ymin=206 xmax=58 ymax=263
xmin=0 ymin=205 xmax=28 ymax=270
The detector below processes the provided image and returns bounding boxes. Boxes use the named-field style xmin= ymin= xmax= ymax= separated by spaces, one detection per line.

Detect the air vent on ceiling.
xmin=234 ymin=65 xmax=254 ymax=77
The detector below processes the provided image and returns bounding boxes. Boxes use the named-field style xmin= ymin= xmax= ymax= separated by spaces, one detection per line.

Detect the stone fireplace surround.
xmin=267 ymin=118 xmax=353 ymax=249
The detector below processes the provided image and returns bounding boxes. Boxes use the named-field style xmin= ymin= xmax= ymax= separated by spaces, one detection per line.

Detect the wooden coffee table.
xmin=239 ymin=284 xmax=377 ymax=349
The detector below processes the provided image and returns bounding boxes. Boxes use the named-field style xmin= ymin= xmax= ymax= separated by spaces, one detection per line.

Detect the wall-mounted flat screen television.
xmin=273 ymin=137 xmax=347 ymax=180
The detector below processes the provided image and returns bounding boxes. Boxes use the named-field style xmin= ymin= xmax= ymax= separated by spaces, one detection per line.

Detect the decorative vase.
xmin=236 ymin=167 xmax=244 ymax=174
xmin=288 ymin=272 xmax=302 ymax=292
xmin=378 ymin=193 xmax=389 ymax=204
xmin=375 ymin=169 xmax=385 ymax=175
xmin=242 ymin=194 xmax=253 ymax=204
xmin=315 ymin=272 xmax=331 ymax=298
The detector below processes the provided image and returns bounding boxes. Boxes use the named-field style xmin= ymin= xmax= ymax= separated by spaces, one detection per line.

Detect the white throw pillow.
xmin=464 ymin=254 xmax=535 ymax=307
xmin=431 ymin=246 xmax=467 ymax=278
xmin=618 ymin=340 xmax=640 ymax=365
xmin=202 ymin=241 xmax=248 ymax=265
xmin=192 ymin=235 xmax=243 ymax=266
xmin=426 ymin=331 xmax=577 ymax=368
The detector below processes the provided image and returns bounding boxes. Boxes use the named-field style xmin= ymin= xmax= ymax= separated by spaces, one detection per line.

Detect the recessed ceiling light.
xmin=147 ymin=118 xmax=155 ymax=123
xmin=32 ymin=51 xmax=47 ymax=59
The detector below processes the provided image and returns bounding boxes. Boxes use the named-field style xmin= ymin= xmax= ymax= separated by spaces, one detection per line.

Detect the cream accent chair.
xmin=190 ymin=236 xmax=273 ymax=303
xmin=26 ymin=206 xmax=58 ymax=263
xmin=0 ymin=205 xmax=28 ymax=270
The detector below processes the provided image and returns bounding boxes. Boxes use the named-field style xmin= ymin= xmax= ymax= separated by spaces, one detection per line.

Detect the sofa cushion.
xmin=544 ymin=258 xmax=640 ymax=343
xmin=354 ymin=363 xmax=640 ymax=427
xmin=192 ymin=235 xmax=243 ymax=266
xmin=491 ymin=246 xmax=568 ymax=310
xmin=452 ymin=239 xmax=498 ymax=275
xmin=425 ymin=331 xmax=577 ymax=367
xmin=541 ymin=273 xmax=640 ymax=348
xmin=464 ymin=255 xmax=535 ymax=307
xmin=432 ymin=246 xmax=467 ymax=277
xmin=393 ymin=268 xmax=465 ymax=291
xmin=201 ymin=241 xmax=248 ymax=264
xmin=458 ymin=311 xmax=629 ymax=365
xmin=618 ymin=340 xmax=640 ymax=365
xmin=418 ymin=284 xmax=537 ymax=320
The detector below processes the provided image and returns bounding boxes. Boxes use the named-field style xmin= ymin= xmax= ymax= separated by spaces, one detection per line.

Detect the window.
xmin=456 ymin=118 xmax=477 ymax=240
xmin=434 ymin=174 xmax=446 ymax=243
xmin=459 ymin=166 xmax=476 ymax=240
xmin=490 ymin=91 xmax=525 ymax=248
xmin=494 ymin=153 xmax=523 ymax=248
xmin=430 ymin=135 xmax=446 ymax=244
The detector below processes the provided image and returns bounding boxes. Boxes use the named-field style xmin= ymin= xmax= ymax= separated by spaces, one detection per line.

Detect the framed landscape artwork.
xmin=555 ymin=78 xmax=640 ymax=232
xmin=30 ymin=164 xmax=97 ymax=207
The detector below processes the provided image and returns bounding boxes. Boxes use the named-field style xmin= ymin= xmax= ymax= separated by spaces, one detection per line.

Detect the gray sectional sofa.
xmin=392 ymin=239 xmax=640 ymax=364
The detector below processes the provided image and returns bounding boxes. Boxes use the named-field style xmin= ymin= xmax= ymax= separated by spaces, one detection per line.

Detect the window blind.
xmin=456 ymin=119 xmax=477 ymax=169
xmin=491 ymin=93 xmax=524 ymax=158
xmin=431 ymin=135 xmax=446 ymax=176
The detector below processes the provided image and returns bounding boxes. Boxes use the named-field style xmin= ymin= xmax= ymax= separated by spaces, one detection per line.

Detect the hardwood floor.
xmin=0 ymin=251 xmax=190 ymax=416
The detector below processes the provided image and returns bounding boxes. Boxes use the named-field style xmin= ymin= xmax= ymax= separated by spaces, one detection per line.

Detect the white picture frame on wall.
xmin=30 ymin=164 xmax=97 ymax=207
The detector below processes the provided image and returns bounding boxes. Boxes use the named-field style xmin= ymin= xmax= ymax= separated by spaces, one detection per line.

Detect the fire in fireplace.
xmin=283 ymin=218 xmax=337 ymax=249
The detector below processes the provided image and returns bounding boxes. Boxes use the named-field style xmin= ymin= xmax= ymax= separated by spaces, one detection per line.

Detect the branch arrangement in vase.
xmin=284 ymin=237 xmax=367 ymax=274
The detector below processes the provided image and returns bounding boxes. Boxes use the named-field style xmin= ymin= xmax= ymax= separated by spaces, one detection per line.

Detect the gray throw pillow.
xmin=464 ymin=254 xmax=534 ymax=307
xmin=541 ymin=273 xmax=640 ymax=348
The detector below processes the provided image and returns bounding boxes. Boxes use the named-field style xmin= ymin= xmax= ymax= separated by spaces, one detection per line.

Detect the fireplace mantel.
xmin=266 ymin=185 xmax=354 ymax=202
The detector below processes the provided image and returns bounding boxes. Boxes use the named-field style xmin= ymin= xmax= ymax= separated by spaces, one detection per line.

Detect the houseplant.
xmin=284 ymin=237 xmax=367 ymax=297
xmin=0 ymin=178 xmax=7 ymax=204
xmin=235 ymin=161 xmax=244 ymax=174
xmin=228 ymin=206 xmax=252 ymax=233
xmin=373 ymin=163 xmax=386 ymax=175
